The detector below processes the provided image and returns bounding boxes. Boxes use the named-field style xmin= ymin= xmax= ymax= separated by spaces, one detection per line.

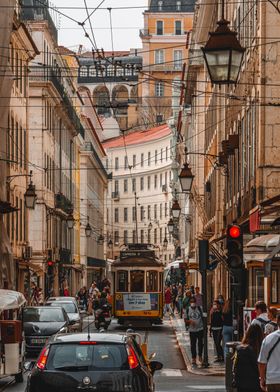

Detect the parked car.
xmin=25 ymin=333 xmax=163 ymax=392
xmin=45 ymin=301 xmax=83 ymax=332
xmin=46 ymin=296 xmax=77 ymax=304
xmin=23 ymin=307 xmax=74 ymax=354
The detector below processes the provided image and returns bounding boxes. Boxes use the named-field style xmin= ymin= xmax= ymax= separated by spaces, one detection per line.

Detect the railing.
xmin=83 ymin=142 xmax=108 ymax=178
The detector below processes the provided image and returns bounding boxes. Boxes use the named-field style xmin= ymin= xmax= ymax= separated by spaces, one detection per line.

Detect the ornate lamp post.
xmin=85 ymin=217 xmax=92 ymax=238
xmin=179 ymin=162 xmax=194 ymax=193
xmin=171 ymin=200 xmax=181 ymax=220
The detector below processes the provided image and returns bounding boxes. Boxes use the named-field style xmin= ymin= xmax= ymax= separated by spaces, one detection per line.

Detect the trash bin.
xmin=225 ymin=341 xmax=240 ymax=392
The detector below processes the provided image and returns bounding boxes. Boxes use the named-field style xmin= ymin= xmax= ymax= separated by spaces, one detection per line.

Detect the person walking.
xmin=182 ymin=290 xmax=192 ymax=329
xmin=164 ymin=286 xmax=173 ymax=316
xmin=251 ymin=301 xmax=269 ymax=332
xmin=258 ymin=313 xmax=280 ymax=392
xmin=210 ymin=300 xmax=224 ymax=362
xmin=222 ymin=299 xmax=233 ymax=357
xmin=233 ymin=324 xmax=264 ymax=392
xmin=194 ymin=287 xmax=203 ymax=307
xmin=171 ymin=284 xmax=178 ymax=314
xmin=177 ymin=283 xmax=183 ymax=317
xmin=185 ymin=297 xmax=204 ymax=366
xmin=265 ymin=307 xmax=278 ymax=336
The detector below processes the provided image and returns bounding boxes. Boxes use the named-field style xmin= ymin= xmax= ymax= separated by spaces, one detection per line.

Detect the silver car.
xmin=45 ymin=301 xmax=83 ymax=332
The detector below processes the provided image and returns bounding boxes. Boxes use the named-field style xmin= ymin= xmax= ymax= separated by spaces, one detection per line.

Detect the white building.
xmin=102 ymin=124 xmax=175 ymax=263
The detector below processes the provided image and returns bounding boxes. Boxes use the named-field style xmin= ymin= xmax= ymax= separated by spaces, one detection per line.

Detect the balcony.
xmin=112 ymin=192 xmax=120 ymax=201
xmin=29 ymin=66 xmax=85 ymax=138
xmin=55 ymin=193 xmax=73 ymax=215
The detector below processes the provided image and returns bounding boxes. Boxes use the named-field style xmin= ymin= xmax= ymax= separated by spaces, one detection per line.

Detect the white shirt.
xmin=258 ymin=329 xmax=280 ymax=385
xmin=251 ymin=313 xmax=269 ymax=328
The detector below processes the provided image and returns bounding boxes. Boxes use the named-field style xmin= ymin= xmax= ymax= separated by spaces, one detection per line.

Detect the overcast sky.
xmin=51 ymin=0 xmax=149 ymax=52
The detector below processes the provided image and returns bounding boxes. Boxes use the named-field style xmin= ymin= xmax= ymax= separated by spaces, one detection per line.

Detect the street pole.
xmin=201 ymin=268 xmax=209 ymax=367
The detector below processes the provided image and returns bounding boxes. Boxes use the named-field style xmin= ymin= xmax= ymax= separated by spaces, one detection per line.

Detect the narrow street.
xmin=0 ymin=319 xmax=225 ymax=392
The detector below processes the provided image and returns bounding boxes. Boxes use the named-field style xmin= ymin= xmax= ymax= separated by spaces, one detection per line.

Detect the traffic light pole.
xmin=201 ymin=268 xmax=209 ymax=368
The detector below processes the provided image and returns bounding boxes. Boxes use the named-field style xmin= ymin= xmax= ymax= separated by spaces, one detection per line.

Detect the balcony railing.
xmin=29 ymin=66 xmax=85 ymax=138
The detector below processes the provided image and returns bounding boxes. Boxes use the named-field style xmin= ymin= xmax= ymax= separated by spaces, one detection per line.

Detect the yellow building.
xmin=139 ymin=0 xmax=195 ymax=124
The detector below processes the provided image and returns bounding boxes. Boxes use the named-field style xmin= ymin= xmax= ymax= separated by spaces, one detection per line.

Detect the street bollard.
xmin=225 ymin=341 xmax=240 ymax=392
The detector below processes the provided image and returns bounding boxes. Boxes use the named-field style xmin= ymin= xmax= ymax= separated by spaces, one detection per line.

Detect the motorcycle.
xmin=94 ymin=303 xmax=111 ymax=330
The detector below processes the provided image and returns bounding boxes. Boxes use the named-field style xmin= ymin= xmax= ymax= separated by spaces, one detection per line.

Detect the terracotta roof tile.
xmin=102 ymin=124 xmax=171 ymax=149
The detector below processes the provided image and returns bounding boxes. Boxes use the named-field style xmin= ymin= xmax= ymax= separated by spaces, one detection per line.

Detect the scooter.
xmin=94 ymin=304 xmax=111 ymax=330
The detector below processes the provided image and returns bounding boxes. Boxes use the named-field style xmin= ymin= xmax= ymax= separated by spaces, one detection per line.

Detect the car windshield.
xmin=23 ymin=308 xmax=65 ymax=322
xmin=47 ymin=344 xmax=129 ymax=371
xmin=47 ymin=302 xmax=77 ymax=313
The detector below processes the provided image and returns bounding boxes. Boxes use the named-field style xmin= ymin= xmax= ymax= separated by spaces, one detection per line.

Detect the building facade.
xmin=102 ymin=124 xmax=174 ymax=263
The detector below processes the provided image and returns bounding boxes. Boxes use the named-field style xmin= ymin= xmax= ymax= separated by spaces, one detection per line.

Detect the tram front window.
xmin=130 ymin=270 xmax=144 ymax=292
xmin=117 ymin=271 xmax=128 ymax=292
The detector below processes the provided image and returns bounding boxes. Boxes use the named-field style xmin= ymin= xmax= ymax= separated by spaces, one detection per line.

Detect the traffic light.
xmin=226 ymin=224 xmax=243 ymax=269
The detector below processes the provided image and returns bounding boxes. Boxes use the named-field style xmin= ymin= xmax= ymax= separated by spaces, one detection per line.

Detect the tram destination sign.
xmin=120 ymin=250 xmax=155 ymax=260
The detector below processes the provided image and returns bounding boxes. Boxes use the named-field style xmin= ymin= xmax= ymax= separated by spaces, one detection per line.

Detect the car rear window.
xmin=23 ymin=308 xmax=65 ymax=322
xmin=47 ymin=344 xmax=129 ymax=371
xmin=47 ymin=302 xmax=77 ymax=313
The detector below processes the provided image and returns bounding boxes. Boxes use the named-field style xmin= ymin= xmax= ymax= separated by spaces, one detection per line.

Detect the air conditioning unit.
xmin=112 ymin=192 xmax=120 ymax=201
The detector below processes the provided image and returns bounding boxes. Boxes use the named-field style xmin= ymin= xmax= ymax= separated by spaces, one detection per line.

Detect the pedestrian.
xmin=164 ymin=286 xmax=174 ymax=316
xmin=222 ymin=299 xmax=233 ymax=357
xmin=217 ymin=294 xmax=225 ymax=306
xmin=185 ymin=297 xmax=204 ymax=366
xmin=265 ymin=307 xmax=278 ymax=336
xmin=177 ymin=283 xmax=183 ymax=317
xmin=190 ymin=285 xmax=195 ymax=296
xmin=182 ymin=290 xmax=192 ymax=329
xmin=194 ymin=287 xmax=203 ymax=307
xmin=210 ymin=299 xmax=224 ymax=362
xmin=251 ymin=301 xmax=269 ymax=333
xmin=233 ymin=324 xmax=263 ymax=392
xmin=171 ymin=284 xmax=178 ymax=314
xmin=258 ymin=313 xmax=280 ymax=392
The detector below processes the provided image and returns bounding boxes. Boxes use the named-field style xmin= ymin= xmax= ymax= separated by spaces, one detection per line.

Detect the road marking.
xmin=160 ymin=369 xmax=183 ymax=377
xmin=186 ymin=386 xmax=225 ymax=390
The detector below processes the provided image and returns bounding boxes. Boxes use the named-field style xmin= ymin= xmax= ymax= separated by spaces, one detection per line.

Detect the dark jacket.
xmin=233 ymin=345 xmax=262 ymax=391
xmin=210 ymin=310 xmax=223 ymax=329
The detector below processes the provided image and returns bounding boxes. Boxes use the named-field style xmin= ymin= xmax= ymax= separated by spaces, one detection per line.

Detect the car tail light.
xmin=79 ymin=341 xmax=97 ymax=345
xmin=127 ymin=346 xmax=139 ymax=369
xmin=36 ymin=347 xmax=49 ymax=370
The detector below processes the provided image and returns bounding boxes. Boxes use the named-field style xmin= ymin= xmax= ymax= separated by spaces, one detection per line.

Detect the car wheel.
xmin=15 ymin=371 xmax=24 ymax=383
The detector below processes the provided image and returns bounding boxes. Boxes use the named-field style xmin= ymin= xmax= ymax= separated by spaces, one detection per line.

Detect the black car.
xmin=23 ymin=306 xmax=73 ymax=354
xmin=25 ymin=333 xmax=163 ymax=392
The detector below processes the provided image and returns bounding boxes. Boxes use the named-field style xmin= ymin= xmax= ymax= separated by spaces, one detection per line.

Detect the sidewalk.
xmin=170 ymin=315 xmax=225 ymax=376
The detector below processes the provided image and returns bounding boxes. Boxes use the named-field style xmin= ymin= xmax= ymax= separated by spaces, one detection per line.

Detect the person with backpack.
xmin=185 ymin=297 xmax=204 ymax=366
xmin=258 ymin=313 xmax=280 ymax=392
xmin=265 ymin=307 xmax=279 ymax=336
xmin=251 ymin=301 xmax=269 ymax=332
xmin=233 ymin=324 xmax=264 ymax=392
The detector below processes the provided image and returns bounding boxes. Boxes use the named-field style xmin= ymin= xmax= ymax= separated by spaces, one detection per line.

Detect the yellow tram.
xmin=112 ymin=244 xmax=164 ymax=326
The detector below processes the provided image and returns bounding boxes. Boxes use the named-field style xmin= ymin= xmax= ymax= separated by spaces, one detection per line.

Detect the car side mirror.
xmin=149 ymin=361 xmax=163 ymax=374
xmin=24 ymin=361 xmax=36 ymax=371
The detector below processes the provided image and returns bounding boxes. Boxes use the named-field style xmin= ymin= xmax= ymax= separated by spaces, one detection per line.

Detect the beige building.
xmin=102 ymin=124 xmax=174 ymax=263
xmin=184 ymin=0 xmax=280 ymax=306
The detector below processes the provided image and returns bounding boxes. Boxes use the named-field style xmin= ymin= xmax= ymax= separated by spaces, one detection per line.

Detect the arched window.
xmin=79 ymin=66 xmax=88 ymax=77
xmin=116 ymin=67 xmax=123 ymax=76
xmin=106 ymin=65 xmax=115 ymax=76
xmin=89 ymin=65 xmax=96 ymax=77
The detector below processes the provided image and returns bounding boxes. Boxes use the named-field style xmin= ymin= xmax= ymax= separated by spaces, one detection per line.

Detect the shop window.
xmin=117 ymin=270 xmax=128 ymax=292
xmin=146 ymin=271 xmax=158 ymax=292
xmin=130 ymin=270 xmax=144 ymax=292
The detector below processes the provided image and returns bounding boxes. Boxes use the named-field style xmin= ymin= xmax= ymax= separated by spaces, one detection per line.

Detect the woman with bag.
xmin=233 ymin=324 xmax=264 ymax=392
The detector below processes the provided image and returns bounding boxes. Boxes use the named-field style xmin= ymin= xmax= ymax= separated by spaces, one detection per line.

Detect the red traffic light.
xmin=47 ymin=261 xmax=54 ymax=267
xmin=228 ymin=225 xmax=241 ymax=239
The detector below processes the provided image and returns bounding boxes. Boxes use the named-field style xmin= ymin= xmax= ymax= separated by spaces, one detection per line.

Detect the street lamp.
xmin=66 ymin=213 xmax=75 ymax=230
xmin=201 ymin=12 xmax=245 ymax=84
xmin=179 ymin=162 xmax=194 ymax=192
xmin=24 ymin=181 xmax=37 ymax=209
xmin=167 ymin=219 xmax=175 ymax=235
xmin=98 ymin=234 xmax=104 ymax=245
xmin=163 ymin=237 xmax=168 ymax=250
xmin=171 ymin=200 xmax=181 ymax=220
xmin=108 ymin=239 xmax=113 ymax=249
xmin=85 ymin=217 xmax=92 ymax=238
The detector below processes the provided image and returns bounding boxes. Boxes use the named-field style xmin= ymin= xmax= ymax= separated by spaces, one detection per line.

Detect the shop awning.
xmin=87 ymin=257 xmax=106 ymax=268
xmin=62 ymin=263 xmax=83 ymax=272
xmin=244 ymin=234 xmax=280 ymax=263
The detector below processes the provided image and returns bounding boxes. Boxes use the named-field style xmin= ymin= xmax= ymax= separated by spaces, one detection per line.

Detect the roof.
xmin=52 ymin=333 xmax=126 ymax=344
xmin=148 ymin=0 xmax=195 ymax=12
xmin=58 ymin=46 xmax=76 ymax=56
xmin=102 ymin=124 xmax=171 ymax=149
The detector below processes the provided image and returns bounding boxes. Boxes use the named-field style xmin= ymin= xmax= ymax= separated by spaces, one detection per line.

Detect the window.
xmin=124 ymin=207 xmax=128 ymax=222
xmin=176 ymin=1 xmax=181 ymax=11
xmin=130 ymin=270 xmax=144 ymax=292
xmin=80 ymin=66 xmax=88 ymax=77
xmin=158 ymin=0 xmax=163 ymax=11
xmin=89 ymin=65 xmax=96 ymax=77
xmin=154 ymin=228 xmax=157 ymax=244
xmin=132 ymin=230 xmax=137 ymax=243
xmin=132 ymin=206 xmax=136 ymax=221
xmin=114 ymin=208 xmax=119 ymax=223
xmin=115 ymin=157 xmax=119 ymax=170
xmin=148 ymin=229 xmax=151 ymax=243
xmin=155 ymin=150 xmax=158 ymax=164
xmin=166 ymin=146 xmax=168 ymax=160
xmin=156 ymin=20 xmax=163 ymax=35
xmin=117 ymin=271 xmax=128 ymax=291
xmin=175 ymin=20 xmax=182 ymax=35
xmin=124 ymin=179 xmax=128 ymax=192
xmin=160 ymin=203 xmax=162 ymax=219
xmin=141 ymin=153 xmax=144 ymax=167
xmin=148 ymin=205 xmax=151 ymax=220
xmin=148 ymin=152 xmax=151 ymax=166
xmin=155 ymin=49 xmax=164 ymax=65
xmin=160 ymin=173 xmax=163 ymax=187
xmin=146 ymin=271 xmax=158 ymax=292
xmin=114 ymin=231 xmax=119 ymax=244
xmin=160 ymin=228 xmax=163 ymax=243
xmin=107 ymin=65 xmax=115 ymax=76
xmin=165 ymin=202 xmax=168 ymax=217
xmin=124 ymin=230 xmax=128 ymax=244
xmin=124 ymin=156 xmax=128 ymax=169
xmin=114 ymin=180 xmax=119 ymax=193
xmin=140 ymin=229 xmax=144 ymax=243
xmin=140 ymin=206 xmax=145 ymax=221
xmin=174 ymin=49 xmax=183 ymax=69
xmin=154 ymin=204 xmax=157 ymax=219
xmin=148 ymin=176 xmax=151 ymax=190
xmin=154 ymin=175 xmax=158 ymax=188
xmin=161 ymin=148 xmax=163 ymax=162
xmin=133 ymin=154 xmax=136 ymax=167
xmin=155 ymin=81 xmax=164 ymax=97
xmin=140 ymin=177 xmax=144 ymax=190
xmin=132 ymin=178 xmax=136 ymax=192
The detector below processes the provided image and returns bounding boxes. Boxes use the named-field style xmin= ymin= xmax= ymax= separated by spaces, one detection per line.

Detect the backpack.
xmin=256 ymin=317 xmax=269 ymax=332
xmin=267 ymin=321 xmax=278 ymax=333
